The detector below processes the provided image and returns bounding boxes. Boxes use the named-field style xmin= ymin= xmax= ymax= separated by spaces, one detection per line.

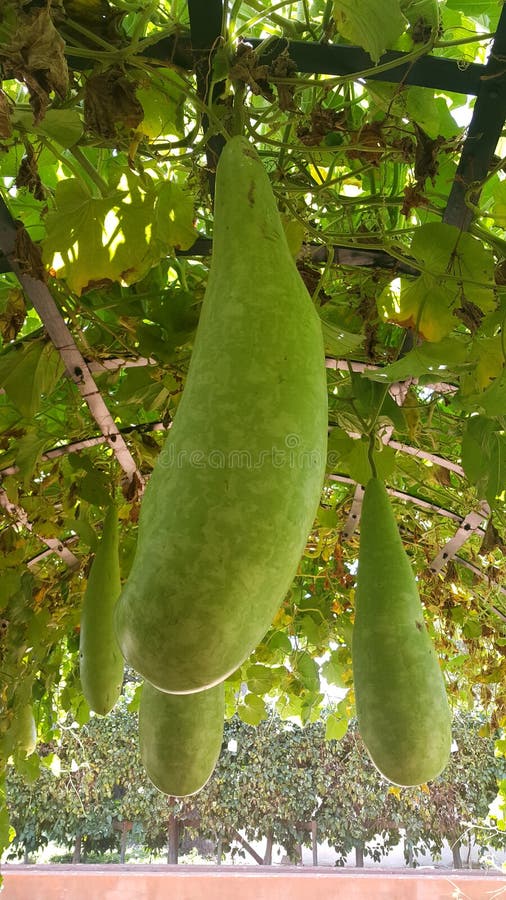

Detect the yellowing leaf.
xmin=42 ymin=176 xmax=196 ymax=294
xmin=469 ymin=335 xmax=504 ymax=390
xmin=333 ymin=0 xmax=407 ymax=63
xmin=388 ymin=785 xmax=402 ymax=799
xmin=281 ymin=215 xmax=305 ymax=257
xmin=136 ymin=70 xmax=186 ymax=140
xmin=378 ymin=275 xmax=457 ymax=341
xmin=410 ymin=224 xmax=496 ymax=314
xmin=379 ymin=224 xmax=496 ymax=341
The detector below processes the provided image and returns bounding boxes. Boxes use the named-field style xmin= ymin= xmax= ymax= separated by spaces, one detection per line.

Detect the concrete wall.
xmin=2 ymin=865 xmax=506 ymax=900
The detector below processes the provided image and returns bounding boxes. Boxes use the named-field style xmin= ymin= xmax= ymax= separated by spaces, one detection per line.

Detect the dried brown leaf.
xmin=84 ymin=69 xmax=144 ymax=140
xmin=0 ymin=288 xmax=26 ymax=343
xmin=5 ymin=8 xmax=68 ymax=123
xmin=0 ymin=90 xmax=12 ymax=139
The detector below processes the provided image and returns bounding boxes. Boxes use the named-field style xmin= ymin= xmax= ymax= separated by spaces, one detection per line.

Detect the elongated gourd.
xmin=352 ymin=478 xmax=452 ymax=786
xmin=139 ymin=680 xmax=224 ymax=797
xmin=115 ymin=135 xmax=328 ymax=693
xmin=12 ymin=703 xmax=37 ymax=756
xmin=79 ymin=503 xmax=124 ymax=715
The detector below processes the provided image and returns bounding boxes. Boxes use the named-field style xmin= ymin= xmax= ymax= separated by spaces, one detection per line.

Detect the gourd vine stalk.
xmin=231 ymin=81 xmax=246 ymax=137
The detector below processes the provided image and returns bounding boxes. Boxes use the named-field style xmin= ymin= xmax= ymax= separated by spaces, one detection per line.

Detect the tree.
xmin=5 ymin=703 xmax=504 ymax=867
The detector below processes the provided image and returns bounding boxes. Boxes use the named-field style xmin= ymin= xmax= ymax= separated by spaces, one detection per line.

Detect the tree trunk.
xmin=263 ymin=829 xmax=274 ymax=865
xmin=72 ymin=834 xmax=82 ymax=864
xmin=119 ymin=825 xmax=128 ymax=864
xmin=451 ymin=839 xmax=463 ymax=869
xmin=167 ymin=810 xmax=179 ymax=864
xmin=354 ymin=843 xmax=364 ymax=867
xmin=216 ymin=836 xmax=223 ymax=865
xmin=311 ymin=820 xmax=318 ymax=866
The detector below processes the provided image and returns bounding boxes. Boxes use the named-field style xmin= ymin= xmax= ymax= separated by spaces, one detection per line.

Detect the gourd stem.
xmin=231 ymin=82 xmax=246 ymax=137
xmin=368 ymin=433 xmax=377 ymax=480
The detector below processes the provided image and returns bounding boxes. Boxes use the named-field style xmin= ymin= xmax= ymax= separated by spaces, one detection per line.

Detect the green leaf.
xmin=238 ymin=693 xmax=267 ymax=726
xmin=0 ymin=804 xmax=15 ymax=853
xmin=322 ymin=321 xmax=364 ymax=356
xmin=472 ymin=369 xmax=506 ymax=417
xmin=0 ymin=340 xmax=64 ymax=418
xmin=76 ymin=469 xmax=112 ymax=507
xmin=14 ymin=751 xmax=40 ymax=784
xmin=298 ymin=615 xmax=326 ymax=646
xmin=267 ymin=631 xmax=292 ymax=655
xmin=293 ymin=651 xmax=320 ymax=692
xmin=410 ymin=224 xmax=496 ymax=314
xmin=327 ymin=430 xmax=355 ymax=471
xmin=333 ymin=0 xmax=407 ymax=63
xmin=444 ymin=0 xmax=495 ymax=14
xmin=486 ymin=178 xmax=506 ymax=227
xmin=325 ymin=711 xmax=349 ymax=741
xmin=461 ymin=416 xmax=506 ymax=506
xmin=364 ymin=335 xmax=468 ymax=383
xmin=322 ymin=651 xmax=347 ymax=687
xmin=461 ymin=415 xmax=495 ymax=487
xmin=13 ymin=108 xmax=83 ymax=148
xmin=16 ymin=429 xmax=48 ymax=489
xmin=405 ymin=89 xmax=459 ymax=139
xmin=332 ymin=434 xmax=396 ymax=484
xmin=401 ymin=0 xmax=439 ymax=31
xmin=0 ymin=571 xmax=22 ymax=610
xmin=245 ymin=664 xmax=276 ymax=695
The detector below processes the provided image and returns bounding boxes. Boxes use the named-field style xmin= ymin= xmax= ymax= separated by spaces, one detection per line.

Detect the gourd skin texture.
xmin=115 ymin=136 xmax=328 ymax=693
xmin=352 ymin=478 xmax=452 ymax=787
xmin=13 ymin=704 xmax=37 ymax=756
xmin=80 ymin=504 xmax=124 ymax=716
xmin=139 ymin=681 xmax=224 ymax=797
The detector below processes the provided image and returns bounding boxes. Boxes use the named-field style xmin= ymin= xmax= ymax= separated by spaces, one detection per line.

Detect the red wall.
xmin=2 ymin=865 xmax=506 ymax=900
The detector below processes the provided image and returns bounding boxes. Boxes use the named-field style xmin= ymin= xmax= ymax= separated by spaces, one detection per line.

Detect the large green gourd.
xmin=139 ymin=681 xmax=224 ymax=797
xmin=80 ymin=503 xmax=124 ymax=715
xmin=352 ymin=478 xmax=452 ymax=786
xmin=12 ymin=703 xmax=37 ymax=756
xmin=115 ymin=135 xmax=328 ymax=693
